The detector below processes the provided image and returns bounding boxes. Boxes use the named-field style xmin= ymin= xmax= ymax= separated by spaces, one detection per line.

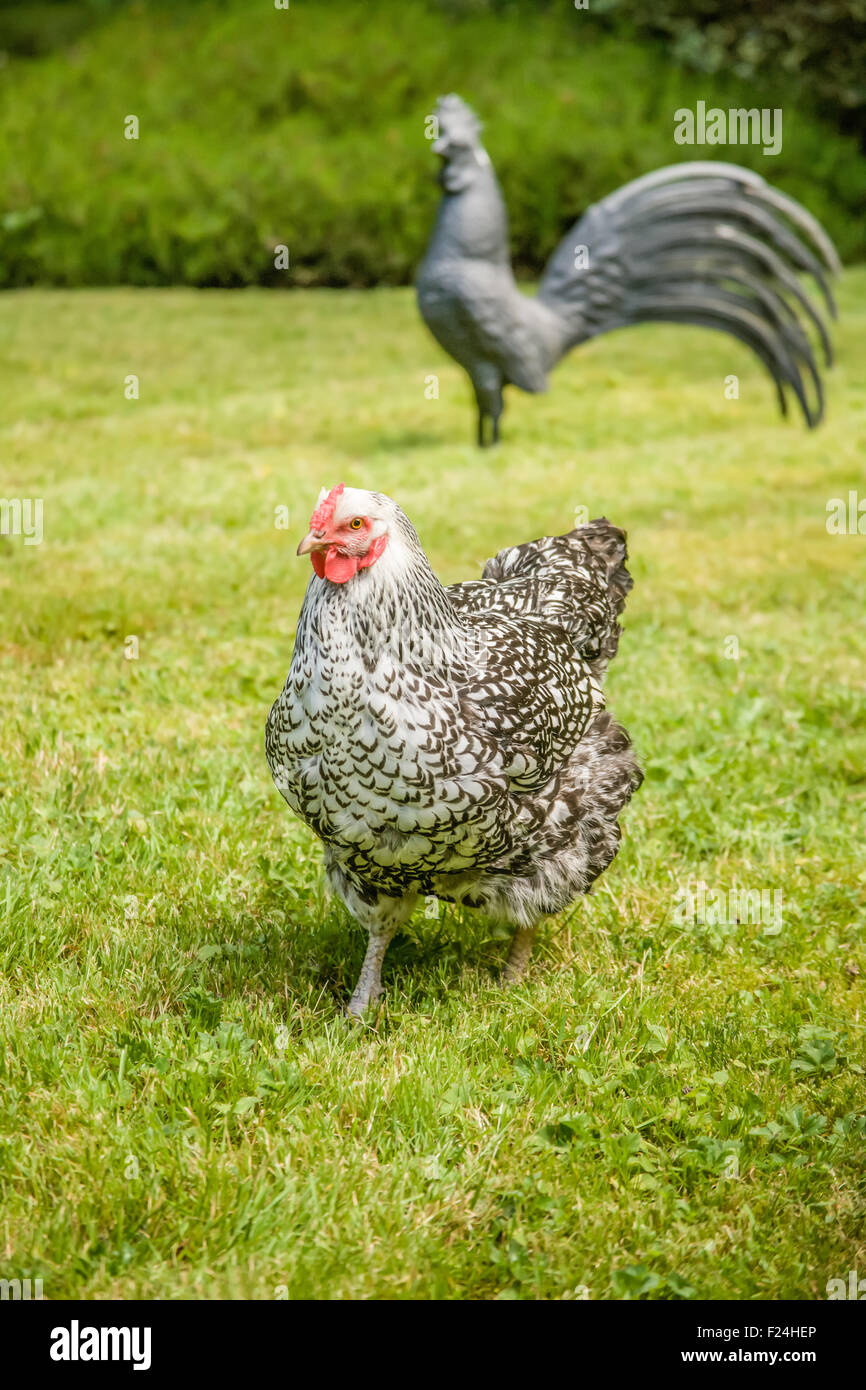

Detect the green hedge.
xmin=0 ymin=0 xmax=863 ymax=286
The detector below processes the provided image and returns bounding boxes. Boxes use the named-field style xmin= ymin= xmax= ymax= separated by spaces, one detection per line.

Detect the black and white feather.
xmin=265 ymin=488 xmax=642 ymax=1013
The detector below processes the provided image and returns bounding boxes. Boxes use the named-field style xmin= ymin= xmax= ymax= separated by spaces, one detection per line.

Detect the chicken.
xmin=265 ymin=483 xmax=642 ymax=1015
xmin=416 ymin=94 xmax=839 ymax=445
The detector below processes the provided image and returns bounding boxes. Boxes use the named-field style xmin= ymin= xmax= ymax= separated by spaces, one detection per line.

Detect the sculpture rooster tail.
xmin=416 ymin=94 xmax=840 ymax=444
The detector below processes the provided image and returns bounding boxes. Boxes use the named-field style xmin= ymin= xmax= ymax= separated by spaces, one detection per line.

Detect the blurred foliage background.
xmin=1 ymin=0 xmax=864 ymax=286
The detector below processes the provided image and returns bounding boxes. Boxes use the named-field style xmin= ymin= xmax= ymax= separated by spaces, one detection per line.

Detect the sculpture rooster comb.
xmin=435 ymin=93 xmax=483 ymax=146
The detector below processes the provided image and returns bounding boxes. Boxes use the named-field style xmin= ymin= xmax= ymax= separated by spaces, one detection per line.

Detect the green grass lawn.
xmin=1 ymin=278 xmax=864 ymax=1300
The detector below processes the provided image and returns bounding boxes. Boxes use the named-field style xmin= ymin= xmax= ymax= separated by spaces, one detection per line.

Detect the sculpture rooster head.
xmin=296 ymin=484 xmax=396 ymax=586
xmin=432 ymin=94 xmax=490 ymax=193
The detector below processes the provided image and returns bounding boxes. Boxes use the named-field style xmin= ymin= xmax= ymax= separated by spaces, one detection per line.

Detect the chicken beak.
xmin=296 ymin=531 xmax=327 ymax=557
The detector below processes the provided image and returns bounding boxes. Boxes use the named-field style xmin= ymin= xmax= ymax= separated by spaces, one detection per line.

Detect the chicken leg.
xmin=341 ymin=886 xmax=417 ymax=1017
xmin=503 ymin=923 xmax=538 ymax=984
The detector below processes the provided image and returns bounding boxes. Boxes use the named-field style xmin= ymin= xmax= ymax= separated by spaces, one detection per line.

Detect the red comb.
xmin=310 ymin=483 xmax=345 ymax=532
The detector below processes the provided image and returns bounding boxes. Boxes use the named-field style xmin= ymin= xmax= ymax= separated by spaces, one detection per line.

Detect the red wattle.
xmin=311 ymin=550 xmax=326 ymax=579
xmin=324 ymin=548 xmax=360 ymax=584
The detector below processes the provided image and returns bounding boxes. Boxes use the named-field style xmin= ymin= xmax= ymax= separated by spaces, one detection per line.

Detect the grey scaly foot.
xmin=346 ymin=934 xmax=390 ymax=1017
xmin=503 ymin=925 xmax=537 ymax=984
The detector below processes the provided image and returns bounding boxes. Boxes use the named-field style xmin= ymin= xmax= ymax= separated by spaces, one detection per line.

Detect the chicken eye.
xmin=349 ymin=517 xmax=364 ymax=530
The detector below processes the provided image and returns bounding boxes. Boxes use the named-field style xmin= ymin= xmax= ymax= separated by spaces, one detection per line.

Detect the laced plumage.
xmin=266 ymin=486 xmax=642 ymax=1014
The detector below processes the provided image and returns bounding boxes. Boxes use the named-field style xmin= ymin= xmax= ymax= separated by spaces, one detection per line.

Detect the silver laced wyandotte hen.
xmin=265 ymin=483 xmax=642 ymax=1016
xmin=416 ymin=94 xmax=840 ymax=445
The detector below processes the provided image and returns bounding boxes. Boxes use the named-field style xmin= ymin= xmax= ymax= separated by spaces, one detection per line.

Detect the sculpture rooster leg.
xmin=342 ymin=883 xmax=417 ymax=1017
xmin=473 ymin=379 xmax=503 ymax=447
xmin=503 ymin=923 xmax=538 ymax=984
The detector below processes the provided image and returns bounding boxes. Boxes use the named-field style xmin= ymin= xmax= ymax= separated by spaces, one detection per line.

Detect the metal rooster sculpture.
xmin=416 ymin=94 xmax=840 ymax=445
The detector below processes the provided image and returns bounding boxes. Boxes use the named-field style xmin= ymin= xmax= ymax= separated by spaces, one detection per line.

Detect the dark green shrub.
xmin=0 ymin=0 xmax=862 ymax=286
xmin=593 ymin=1 xmax=866 ymax=144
